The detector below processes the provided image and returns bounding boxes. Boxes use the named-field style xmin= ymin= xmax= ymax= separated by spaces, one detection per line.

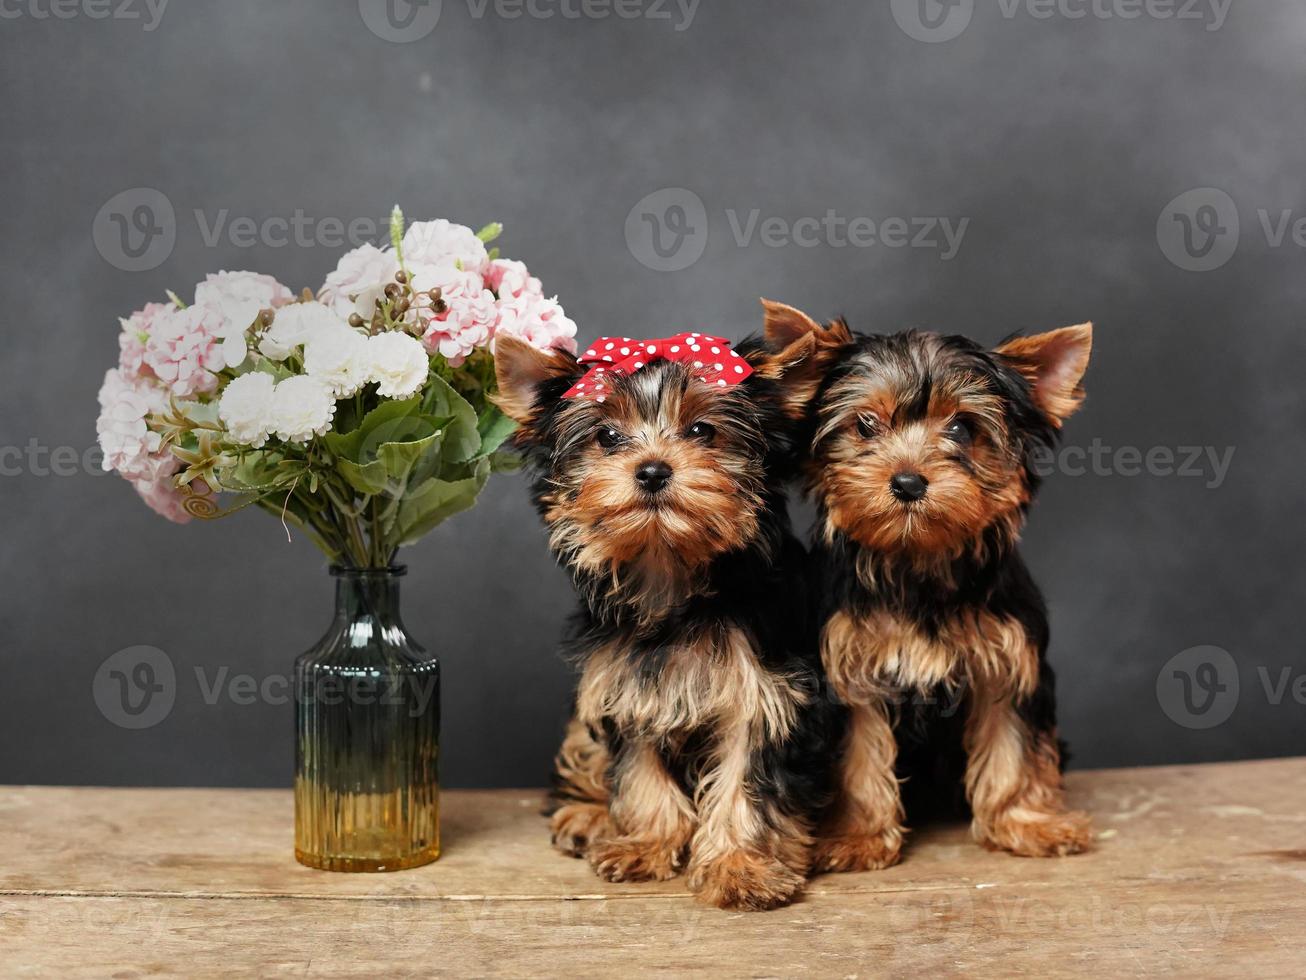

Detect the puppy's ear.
xmin=995 ymin=323 xmax=1093 ymax=426
xmin=492 ymin=335 xmax=581 ymax=426
xmin=762 ymin=299 xmax=824 ymax=349
xmin=756 ymin=299 xmax=852 ymax=419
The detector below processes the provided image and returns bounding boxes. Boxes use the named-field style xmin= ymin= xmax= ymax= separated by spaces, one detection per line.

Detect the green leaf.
xmin=324 ymin=397 xmax=421 ymax=462
xmin=336 ymin=457 xmax=389 ymax=495
xmin=489 ymin=448 xmax=523 ymax=474
xmin=325 ymin=398 xmax=454 ymax=500
xmin=376 ymin=422 xmax=447 ymax=490
xmin=223 ymin=452 xmax=291 ymax=492
xmin=420 ymin=374 xmax=481 ymax=463
xmin=396 ymin=457 xmax=491 ymax=546
xmin=476 ymin=222 xmax=503 ymax=244
xmin=229 ymin=354 xmax=295 ymax=384
xmin=476 ymin=407 xmax=517 ymax=458
xmin=179 ymin=400 xmax=221 ymax=427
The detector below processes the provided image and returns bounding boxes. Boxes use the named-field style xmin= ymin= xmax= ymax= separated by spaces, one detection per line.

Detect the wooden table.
xmin=2 ymin=758 xmax=1304 ymax=978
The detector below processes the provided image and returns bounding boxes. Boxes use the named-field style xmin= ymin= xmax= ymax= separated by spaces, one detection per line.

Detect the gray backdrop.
xmin=3 ymin=0 xmax=1303 ymax=789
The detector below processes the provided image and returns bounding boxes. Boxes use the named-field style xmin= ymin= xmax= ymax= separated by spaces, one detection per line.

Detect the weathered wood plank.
xmin=3 ymin=759 xmax=1305 ymax=902
xmin=2 ymin=877 xmax=1302 ymax=980
xmin=1 ymin=759 xmax=1304 ymax=977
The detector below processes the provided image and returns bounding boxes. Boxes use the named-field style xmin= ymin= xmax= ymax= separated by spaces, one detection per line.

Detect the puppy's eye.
xmin=686 ymin=421 xmax=716 ymax=443
xmin=595 ymin=427 xmax=625 ymax=449
xmin=945 ymin=417 xmax=975 ymax=446
xmin=856 ymin=414 xmax=880 ymax=439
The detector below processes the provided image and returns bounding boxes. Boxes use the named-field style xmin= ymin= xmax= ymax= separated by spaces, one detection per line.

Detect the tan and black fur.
xmin=762 ymin=301 xmax=1095 ymax=869
xmin=494 ymin=333 xmax=835 ymax=911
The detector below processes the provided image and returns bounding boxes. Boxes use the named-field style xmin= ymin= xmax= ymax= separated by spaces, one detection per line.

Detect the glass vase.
xmin=294 ymin=566 xmax=440 ymax=872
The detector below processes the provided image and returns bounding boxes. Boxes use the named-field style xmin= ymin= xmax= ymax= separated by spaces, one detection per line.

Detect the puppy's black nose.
xmin=635 ymin=461 xmax=674 ymax=494
xmin=889 ymin=472 xmax=929 ymax=502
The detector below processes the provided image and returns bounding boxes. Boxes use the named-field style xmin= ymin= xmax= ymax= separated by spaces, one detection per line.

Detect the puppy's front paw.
xmin=688 ymin=851 xmax=805 ymax=911
xmin=588 ymin=835 xmax=685 ymax=882
xmin=550 ymin=802 xmax=614 ymax=858
xmin=813 ymin=828 xmax=904 ymax=873
xmin=977 ymin=809 xmax=1093 ymax=857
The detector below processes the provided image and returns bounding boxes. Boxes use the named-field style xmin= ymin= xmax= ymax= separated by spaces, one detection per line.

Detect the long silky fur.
xmin=511 ymin=339 xmax=838 ymax=908
xmin=804 ymin=329 xmax=1070 ymax=824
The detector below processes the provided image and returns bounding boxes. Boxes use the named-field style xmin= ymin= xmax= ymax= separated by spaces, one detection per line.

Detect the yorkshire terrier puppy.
xmin=494 ymin=330 xmax=833 ymax=911
xmin=762 ymin=301 xmax=1094 ymax=870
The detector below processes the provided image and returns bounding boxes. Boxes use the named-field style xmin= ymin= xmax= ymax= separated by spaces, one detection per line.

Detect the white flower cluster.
xmin=98 ymin=217 xmax=578 ymax=526
xmin=217 ymin=302 xmax=431 ymax=447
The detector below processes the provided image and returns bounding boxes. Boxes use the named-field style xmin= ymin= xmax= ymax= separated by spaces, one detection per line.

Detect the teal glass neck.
xmin=330 ymin=566 xmax=407 ymax=628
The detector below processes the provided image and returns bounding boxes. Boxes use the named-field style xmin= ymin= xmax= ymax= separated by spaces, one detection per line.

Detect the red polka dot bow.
xmin=563 ymin=333 xmax=753 ymax=402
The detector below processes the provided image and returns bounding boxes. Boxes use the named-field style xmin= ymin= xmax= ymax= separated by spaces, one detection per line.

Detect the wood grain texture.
xmin=2 ymin=759 xmax=1305 ymax=977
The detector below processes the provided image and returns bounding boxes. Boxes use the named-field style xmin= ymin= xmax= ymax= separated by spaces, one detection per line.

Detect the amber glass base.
xmin=294 ymin=845 xmax=440 ymax=873
xmin=294 ymin=780 xmax=441 ymax=872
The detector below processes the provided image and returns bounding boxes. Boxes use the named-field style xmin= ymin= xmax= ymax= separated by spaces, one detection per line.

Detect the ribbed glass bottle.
xmin=294 ymin=566 xmax=440 ymax=872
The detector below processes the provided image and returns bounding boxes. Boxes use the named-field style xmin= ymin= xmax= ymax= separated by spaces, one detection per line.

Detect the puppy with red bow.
xmin=494 ymin=329 xmax=835 ymax=911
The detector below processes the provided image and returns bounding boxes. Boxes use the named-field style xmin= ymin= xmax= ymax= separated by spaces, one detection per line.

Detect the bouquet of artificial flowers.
xmin=96 ymin=209 xmax=577 ymax=568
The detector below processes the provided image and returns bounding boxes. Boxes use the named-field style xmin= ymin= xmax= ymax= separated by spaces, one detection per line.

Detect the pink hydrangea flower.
xmin=483 ymin=258 xmax=542 ymax=300
xmin=96 ymin=369 xmax=172 ymax=483
xmin=402 ymin=219 xmax=487 ymax=271
xmin=318 ymin=243 xmax=401 ymax=319
xmin=411 ymin=265 xmax=498 ymax=366
xmin=480 ymin=258 xmax=577 ymax=355
xmin=118 ymin=330 xmax=149 ymax=380
xmin=131 ymin=467 xmax=194 ymax=525
xmin=195 ymin=270 xmax=294 ymax=308
xmin=117 ymin=302 xmax=173 ymax=382
xmin=494 ymin=291 xmax=578 ymax=356
xmin=421 ymin=309 xmax=493 ymax=366
xmin=143 ymin=305 xmax=229 ymax=398
xmin=194 ymin=271 xmax=295 ymax=367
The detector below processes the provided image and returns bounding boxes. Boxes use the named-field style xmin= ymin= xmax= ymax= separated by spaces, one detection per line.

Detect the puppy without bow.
xmin=494 ymin=330 xmax=833 ymax=911
xmin=762 ymin=301 xmax=1094 ymax=870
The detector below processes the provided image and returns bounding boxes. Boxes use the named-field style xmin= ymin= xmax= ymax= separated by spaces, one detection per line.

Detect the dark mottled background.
xmin=2 ymin=0 xmax=1303 ymax=787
